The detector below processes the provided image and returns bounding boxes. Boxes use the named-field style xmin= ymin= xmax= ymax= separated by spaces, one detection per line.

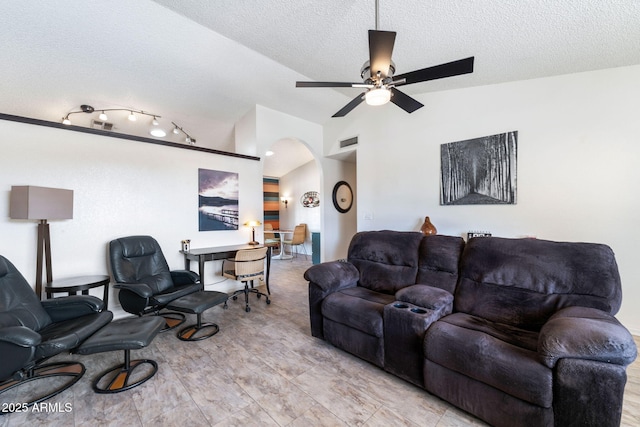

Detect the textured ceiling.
xmin=0 ymin=1 xmax=638 ymax=175
xmin=154 ymin=0 xmax=640 ymax=95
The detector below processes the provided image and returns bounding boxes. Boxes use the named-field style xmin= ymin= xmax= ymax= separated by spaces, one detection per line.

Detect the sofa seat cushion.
xmin=425 ymin=313 xmax=552 ymax=408
xmin=322 ymin=287 xmax=395 ymax=337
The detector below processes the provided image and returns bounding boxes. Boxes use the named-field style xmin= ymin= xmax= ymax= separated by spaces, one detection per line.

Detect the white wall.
xmin=279 ymin=160 xmax=321 ymax=256
xmin=0 ymin=120 xmax=264 ymax=316
xmin=325 ymin=64 xmax=640 ymax=333
xmin=236 ymin=104 xmax=357 ymax=262
xmin=317 ymin=156 xmax=357 ymax=260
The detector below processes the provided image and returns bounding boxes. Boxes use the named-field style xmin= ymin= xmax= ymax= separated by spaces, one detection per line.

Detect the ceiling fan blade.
xmin=332 ymin=93 xmax=366 ymax=117
xmin=369 ymin=30 xmax=396 ymax=79
xmin=394 ymin=57 xmax=475 ymax=86
xmin=296 ymin=81 xmax=372 ymax=88
xmin=390 ymin=88 xmax=424 ymax=113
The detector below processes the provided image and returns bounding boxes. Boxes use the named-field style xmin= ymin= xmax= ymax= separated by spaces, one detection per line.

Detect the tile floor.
xmin=2 ymin=255 xmax=639 ymax=426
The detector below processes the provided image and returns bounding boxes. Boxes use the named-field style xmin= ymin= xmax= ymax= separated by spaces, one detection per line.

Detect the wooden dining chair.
xmin=283 ymin=223 xmax=308 ymax=258
xmin=264 ymin=223 xmax=281 ymax=254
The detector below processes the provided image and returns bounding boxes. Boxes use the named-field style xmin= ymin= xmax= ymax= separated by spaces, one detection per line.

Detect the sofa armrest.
xmin=113 ymin=282 xmax=153 ymax=298
xmin=305 ymin=261 xmax=359 ymax=339
xmin=0 ymin=326 xmax=41 ymax=348
xmin=395 ymin=284 xmax=453 ymax=311
xmin=538 ymin=306 xmax=637 ymax=368
xmin=41 ymin=295 xmax=106 ymax=322
xmin=304 ymin=261 xmax=359 ymax=294
xmin=171 ymin=269 xmax=200 ymax=286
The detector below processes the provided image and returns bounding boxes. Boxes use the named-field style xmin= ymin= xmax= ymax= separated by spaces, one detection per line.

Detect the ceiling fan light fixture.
xmin=99 ymin=111 xmax=108 ymax=121
xmin=365 ymin=87 xmax=391 ymax=106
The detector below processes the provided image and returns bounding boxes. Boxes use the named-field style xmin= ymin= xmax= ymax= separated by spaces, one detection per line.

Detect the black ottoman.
xmin=166 ymin=290 xmax=228 ymax=341
xmin=76 ymin=316 xmax=164 ymax=393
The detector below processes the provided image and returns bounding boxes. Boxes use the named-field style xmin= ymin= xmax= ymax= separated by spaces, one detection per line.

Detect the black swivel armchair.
xmin=0 ymin=255 xmax=113 ymax=410
xmin=109 ymin=235 xmax=201 ymax=329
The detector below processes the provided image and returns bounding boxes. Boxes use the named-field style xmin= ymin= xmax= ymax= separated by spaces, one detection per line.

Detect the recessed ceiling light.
xmin=265 ymin=150 xmax=274 ymax=156
xmin=150 ymin=128 xmax=166 ymax=137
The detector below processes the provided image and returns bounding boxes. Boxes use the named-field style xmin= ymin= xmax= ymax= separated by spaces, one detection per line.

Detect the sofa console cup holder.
xmin=392 ymin=303 xmax=429 ymax=315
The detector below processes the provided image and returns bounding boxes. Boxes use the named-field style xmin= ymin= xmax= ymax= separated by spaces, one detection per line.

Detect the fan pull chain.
xmin=375 ymin=0 xmax=380 ymax=30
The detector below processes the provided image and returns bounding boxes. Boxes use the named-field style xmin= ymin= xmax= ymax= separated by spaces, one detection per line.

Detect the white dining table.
xmin=271 ymin=230 xmax=294 ymax=260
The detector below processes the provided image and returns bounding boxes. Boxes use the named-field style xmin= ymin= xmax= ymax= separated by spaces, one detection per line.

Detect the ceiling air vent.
xmin=339 ymin=136 xmax=358 ymax=148
xmin=90 ymin=119 xmax=114 ymax=131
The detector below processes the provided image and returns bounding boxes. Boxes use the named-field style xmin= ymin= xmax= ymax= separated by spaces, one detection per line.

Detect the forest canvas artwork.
xmin=440 ymin=131 xmax=517 ymax=205
xmin=198 ymin=168 xmax=239 ymax=231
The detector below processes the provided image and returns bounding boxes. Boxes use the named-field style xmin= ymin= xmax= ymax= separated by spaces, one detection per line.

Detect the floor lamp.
xmin=10 ymin=186 xmax=74 ymax=300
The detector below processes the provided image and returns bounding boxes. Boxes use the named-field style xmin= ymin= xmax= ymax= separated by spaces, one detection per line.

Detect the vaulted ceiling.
xmin=1 ymin=1 xmax=638 ymax=175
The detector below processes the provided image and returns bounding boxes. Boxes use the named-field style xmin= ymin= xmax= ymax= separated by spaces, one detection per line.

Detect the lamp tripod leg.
xmin=35 ymin=220 xmax=52 ymax=300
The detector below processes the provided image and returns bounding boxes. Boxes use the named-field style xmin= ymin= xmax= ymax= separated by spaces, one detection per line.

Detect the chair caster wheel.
xmin=257 ymin=294 xmax=262 ymax=299
xmin=266 ymin=299 xmax=271 ymax=305
xmin=232 ymin=295 xmax=238 ymax=301
xmin=223 ymin=302 xmax=228 ymax=309
xmin=245 ymin=306 xmax=251 ymax=313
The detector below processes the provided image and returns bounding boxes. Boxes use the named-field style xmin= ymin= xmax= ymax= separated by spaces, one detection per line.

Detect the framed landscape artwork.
xmin=440 ymin=131 xmax=518 ymax=205
xmin=198 ymin=168 xmax=239 ymax=231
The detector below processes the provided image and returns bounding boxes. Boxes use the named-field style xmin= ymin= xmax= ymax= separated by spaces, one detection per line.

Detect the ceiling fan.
xmin=296 ymin=2 xmax=475 ymax=117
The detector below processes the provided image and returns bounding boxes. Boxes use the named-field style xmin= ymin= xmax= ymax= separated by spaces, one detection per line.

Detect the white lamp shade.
xmin=365 ymin=88 xmax=391 ymax=106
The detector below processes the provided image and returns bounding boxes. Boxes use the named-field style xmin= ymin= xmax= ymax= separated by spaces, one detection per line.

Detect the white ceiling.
xmin=1 ymin=1 xmax=638 ymax=176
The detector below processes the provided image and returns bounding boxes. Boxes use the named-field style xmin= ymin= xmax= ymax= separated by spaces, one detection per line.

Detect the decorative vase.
xmin=420 ymin=216 xmax=437 ymax=235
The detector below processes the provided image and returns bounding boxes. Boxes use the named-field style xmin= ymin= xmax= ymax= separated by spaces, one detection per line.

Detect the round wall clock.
xmin=300 ymin=191 xmax=320 ymax=208
xmin=332 ymin=181 xmax=353 ymax=213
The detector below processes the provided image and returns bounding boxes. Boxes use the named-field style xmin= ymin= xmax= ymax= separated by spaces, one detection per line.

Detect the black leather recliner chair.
xmin=109 ymin=235 xmax=202 ymax=329
xmin=0 ymin=255 xmax=113 ymax=409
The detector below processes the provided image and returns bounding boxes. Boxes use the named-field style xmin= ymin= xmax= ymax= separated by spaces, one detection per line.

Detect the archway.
xmin=262 ymin=137 xmax=321 ymax=260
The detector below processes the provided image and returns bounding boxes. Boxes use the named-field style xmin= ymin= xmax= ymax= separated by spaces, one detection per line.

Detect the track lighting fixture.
xmin=61 ymin=105 xmax=194 ymax=144
xmin=171 ymin=122 xmax=196 ymax=145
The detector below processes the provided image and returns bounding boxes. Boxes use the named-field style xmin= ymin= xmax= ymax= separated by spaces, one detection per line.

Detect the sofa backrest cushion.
xmin=0 ymin=255 xmax=52 ymax=332
xmin=416 ymin=235 xmax=465 ymax=294
xmin=455 ymin=237 xmax=622 ymax=330
xmin=109 ymin=235 xmax=175 ymax=295
xmin=348 ymin=231 xmax=422 ymax=294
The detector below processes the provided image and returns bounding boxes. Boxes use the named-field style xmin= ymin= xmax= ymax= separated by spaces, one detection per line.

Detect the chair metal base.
xmin=231 ymin=280 xmax=271 ymax=312
xmin=92 ymin=349 xmax=158 ymax=394
xmin=177 ymin=315 xmax=220 ymax=341
xmin=0 ymin=361 xmax=85 ymax=413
